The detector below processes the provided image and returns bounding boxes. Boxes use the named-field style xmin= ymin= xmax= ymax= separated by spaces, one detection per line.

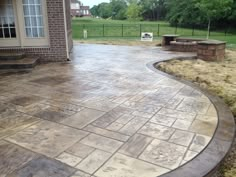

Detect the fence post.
xmin=82 ymin=24 xmax=85 ymax=38
xmin=122 ymin=24 xmax=124 ymax=37
xmin=103 ymin=24 xmax=105 ymax=37
xmin=140 ymin=24 xmax=142 ymax=36
xmin=192 ymin=25 xmax=195 ymax=36
xmin=157 ymin=24 xmax=160 ymax=36
xmin=225 ymin=28 xmax=228 ymax=36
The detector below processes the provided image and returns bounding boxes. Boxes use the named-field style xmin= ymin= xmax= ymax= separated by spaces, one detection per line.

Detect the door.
xmin=0 ymin=0 xmax=20 ymax=47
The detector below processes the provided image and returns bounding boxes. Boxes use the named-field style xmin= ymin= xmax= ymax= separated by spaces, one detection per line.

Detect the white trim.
xmin=17 ymin=0 xmax=49 ymax=47
xmin=62 ymin=0 xmax=69 ymax=60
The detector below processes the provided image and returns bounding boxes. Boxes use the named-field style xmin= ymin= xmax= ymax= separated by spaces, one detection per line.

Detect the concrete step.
xmin=0 ymin=57 xmax=39 ymax=70
xmin=0 ymin=52 xmax=25 ymax=60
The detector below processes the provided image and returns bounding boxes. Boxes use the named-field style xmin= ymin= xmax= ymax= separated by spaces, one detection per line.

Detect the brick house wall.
xmin=0 ymin=0 xmax=72 ymax=62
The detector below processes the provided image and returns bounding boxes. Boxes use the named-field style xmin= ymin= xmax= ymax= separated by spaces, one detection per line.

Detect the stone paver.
xmin=80 ymin=134 xmax=123 ymax=153
xmin=76 ymin=149 xmax=112 ymax=174
xmin=139 ymin=122 xmax=175 ymax=140
xmin=169 ymin=130 xmax=194 ymax=146
xmin=118 ymin=134 xmax=153 ymax=158
xmin=95 ymin=153 xmax=169 ymax=177
xmin=8 ymin=156 xmax=76 ymax=177
xmin=139 ymin=139 xmax=187 ymax=170
xmin=189 ymin=134 xmax=212 ymax=152
xmin=56 ymin=152 xmax=83 ymax=167
xmin=6 ymin=121 xmax=89 ymax=157
xmin=0 ymin=44 xmax=218 ymax=176
xmin=66 ymin=143 xmax=95 ymax=159
xmin=84 ymin=124 xmax=130 ymax=142
xmin=61 ymin=108 xmax=105 ymax=129
xmin=119 ymin=116 xmax=148 ymax=136
xmin=0 ymin=140 xmax=39 ymax=176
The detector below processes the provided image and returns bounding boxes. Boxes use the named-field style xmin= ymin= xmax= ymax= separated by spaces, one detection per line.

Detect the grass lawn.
xmin=72 ymin=17 xmax=236 ymax=47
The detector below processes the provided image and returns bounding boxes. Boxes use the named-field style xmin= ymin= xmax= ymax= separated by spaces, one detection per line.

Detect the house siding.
xmin=0 ymin=0 xmax=72 ymax=62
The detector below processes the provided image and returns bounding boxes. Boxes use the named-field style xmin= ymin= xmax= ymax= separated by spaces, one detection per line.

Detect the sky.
xmin=82 ymin=0 xmax=110 ymax=8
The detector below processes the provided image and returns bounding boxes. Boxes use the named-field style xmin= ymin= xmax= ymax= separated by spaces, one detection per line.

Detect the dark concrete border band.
xmin=146 ymin=57 xmax=235 ymax=177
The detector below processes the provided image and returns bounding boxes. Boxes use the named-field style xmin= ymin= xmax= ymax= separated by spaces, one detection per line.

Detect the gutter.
xmin=62 ymin=0 xmax=70 ymax=60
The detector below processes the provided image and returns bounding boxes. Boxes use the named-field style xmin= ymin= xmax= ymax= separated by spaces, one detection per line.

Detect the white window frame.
xmin=16 ymin=0 xmax=49 ymax=47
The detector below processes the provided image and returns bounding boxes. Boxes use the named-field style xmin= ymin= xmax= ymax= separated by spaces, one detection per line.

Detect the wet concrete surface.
xmin=0 ymin=44 xmax=218 ymax=177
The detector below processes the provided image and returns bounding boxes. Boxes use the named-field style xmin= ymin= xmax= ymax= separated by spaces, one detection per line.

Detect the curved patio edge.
xmin=146 ymin=57 xmax=235 ymax=177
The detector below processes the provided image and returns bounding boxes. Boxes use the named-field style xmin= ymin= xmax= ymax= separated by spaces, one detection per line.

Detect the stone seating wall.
xmin=163 ymin=36 xmax=226 ymax=61
xmin=169 ymin=41 xmax=198 ymax=52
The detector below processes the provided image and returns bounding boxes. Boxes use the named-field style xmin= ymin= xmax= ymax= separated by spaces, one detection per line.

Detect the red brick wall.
xmin=0 ymin=0 xmax=70 ymax=62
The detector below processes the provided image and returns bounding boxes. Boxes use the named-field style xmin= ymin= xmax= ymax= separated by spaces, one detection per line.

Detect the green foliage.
xmin=126 ymin=3 xmax=142 ymax=20
xmin=166 ymin=0 xmax=204 ymax=26
xmin=90 ymin=0 xmax=236 ymax=28
xmin=90 ymin=0 xmax=127 ymax=20
xmin=229 ymin=0 xmax=236 ymax=21
xmin=110 ymin=0 xmax=128 ymax=20
xmin=196 ymin=0 xmax=233 ymax=38
xmin=91 ymin=3 xmax=112 ymax=18
xmin=196 ymin=0 xmax=233 ymax=20
xmin=139 ymin=0 xmax=167 ymax=20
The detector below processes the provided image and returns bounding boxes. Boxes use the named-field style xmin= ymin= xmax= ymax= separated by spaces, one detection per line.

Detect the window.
xmin=0 ymin=0 xmax=16 ymax=38
xmin=22 ymin=0 xmax=44 ymax=38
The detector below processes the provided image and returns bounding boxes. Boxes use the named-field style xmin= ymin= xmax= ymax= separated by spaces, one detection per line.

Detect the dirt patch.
xmin=74 ymin=39 xmax=161 ymax=47
xmin=156 ymin=49 xmax=236 ymax=177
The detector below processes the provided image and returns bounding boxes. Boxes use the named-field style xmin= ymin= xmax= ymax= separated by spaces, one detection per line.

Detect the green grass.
xmin=72 ymin=17 xmax=236 ymax=47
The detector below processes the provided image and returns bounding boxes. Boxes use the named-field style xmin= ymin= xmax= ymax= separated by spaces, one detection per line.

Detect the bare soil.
xmin=74 ymin=39 xmax=161 ymax=46
xmin=156 ymin=49 xmax=236 ymax=177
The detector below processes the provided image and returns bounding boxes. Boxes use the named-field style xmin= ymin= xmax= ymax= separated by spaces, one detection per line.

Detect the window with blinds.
xmin=0 ymin=0 xmax=16 ymax=38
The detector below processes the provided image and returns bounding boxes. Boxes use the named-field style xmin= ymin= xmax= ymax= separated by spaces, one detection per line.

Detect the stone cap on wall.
xmin=162 ymin=34 xmax=180 ymax=37
xmin=198 ymin=40 xmax=227 ymax=45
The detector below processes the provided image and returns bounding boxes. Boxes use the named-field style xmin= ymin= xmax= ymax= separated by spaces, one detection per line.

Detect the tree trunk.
xmin=207 ymin=19 xmax=211 ymax=39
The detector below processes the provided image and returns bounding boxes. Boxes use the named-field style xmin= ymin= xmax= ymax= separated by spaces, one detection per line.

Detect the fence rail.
xmin=73 ymin=23 xmax=235 ymax=39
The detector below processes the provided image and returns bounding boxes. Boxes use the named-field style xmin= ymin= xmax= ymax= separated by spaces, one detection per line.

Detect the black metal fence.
xmin=73 ymin=23 xmax=235 ymax=39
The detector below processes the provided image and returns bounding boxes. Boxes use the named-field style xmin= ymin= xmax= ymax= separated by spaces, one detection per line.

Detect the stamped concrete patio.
xmin=0 ymin=44 xmax=218 ymax=177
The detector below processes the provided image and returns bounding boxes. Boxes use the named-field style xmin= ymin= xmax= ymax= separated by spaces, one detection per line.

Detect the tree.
xmin=97 ymin=3 xmax=112 ymax=18
xmin=196 ymin=0 xmax=233 ymax=39
xmin=228 ymin=0 xmax=236 ymax=26
xmin=90 ymin=5 xmax=99 ymax=17
xmin=139 ymin=0 xmax=167 ymax=20
xmin=126 ymin=3 xmax=142 ymax=20
xmin=166 ymin=0 xmax=203 ymax=26
xmin=110 ymin=0 xmax=128 ymax=20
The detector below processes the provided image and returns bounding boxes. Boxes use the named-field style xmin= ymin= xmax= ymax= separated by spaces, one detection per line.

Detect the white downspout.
xmin=62 ymin=0 xmax=70 ymax=60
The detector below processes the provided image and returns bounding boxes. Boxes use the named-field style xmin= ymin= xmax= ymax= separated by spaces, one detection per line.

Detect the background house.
xmin=71 ymin=0 xmax=91 ymax=17
xmin=0 ymin=0 xmax=73 ymax=62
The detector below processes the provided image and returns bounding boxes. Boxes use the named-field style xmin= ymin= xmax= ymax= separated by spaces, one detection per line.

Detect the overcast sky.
xmin=82 ymin=0 xmax=110 ymax=8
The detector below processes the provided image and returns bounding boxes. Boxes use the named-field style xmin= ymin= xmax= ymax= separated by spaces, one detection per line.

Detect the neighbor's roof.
xmin=80 ymin=6 xmax=90 ymax=10
xmin=71 ymin=0 xmax=81 ymax=4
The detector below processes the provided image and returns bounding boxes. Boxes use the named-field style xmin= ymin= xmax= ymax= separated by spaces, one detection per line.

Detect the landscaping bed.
xmin=156 ymin=49 xmax=236 ymax=177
